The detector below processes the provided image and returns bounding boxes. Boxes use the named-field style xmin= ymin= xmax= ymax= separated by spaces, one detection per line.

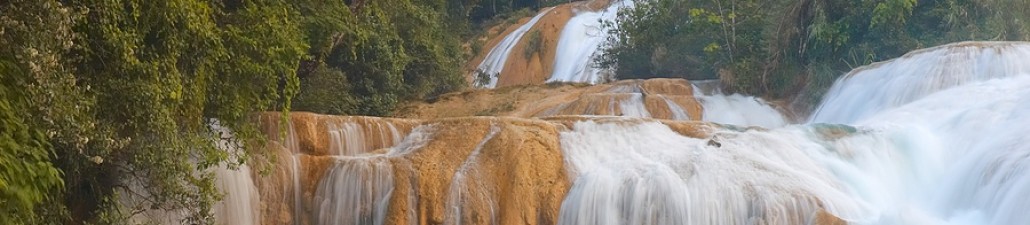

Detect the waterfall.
xmin=312 ymin=124 xmax=436 ymax=225
xmin=122 ymin=120 xmax=263 ymax=225
xmin=799 ymin=42 xmax=1030 ymax=224
xmin=476 ymin=7 xmax=555 ymax=88
xmin=810 ymin=42 xmax=1030 ymax=124
xmin=555 ymin=121 xmax=874 ymax=225
xmin=326 ymin=117 xmax=406 ymax=156
xmin=238 ymin=40 xmax=1030 ymax=225
xmin=617 ymin=93 xmax=651 ymax=118
xmin=212 ymin=162 xmax=261 ymax=225
xmin=210 ymin=120 xmax=262 ymax=225
xmin=314 ymin=156 xmax=395 ymax=225
xmin=555 ymin=42 xmax=1030 ymax=225
xmin=692 ymin=84 xmax=787 ymax=127
xmin=547 ymin=1 xmax=634 ymax=84
xmin=659 ymin=95 xmax=690 ymax=120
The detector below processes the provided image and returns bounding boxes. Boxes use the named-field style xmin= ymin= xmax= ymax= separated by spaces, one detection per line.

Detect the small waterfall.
xmin=659 ymin=95 xmax=690 ymax=120
xmin=691 ymin=84 xmax=787 ymax=127
xmin=122 ymin=120 xmax=263 ymax=225
xmin=284 ymin=120 xmax=304 ymax=225
xmin=810 ymin=42 xmax=1030 ymax=124
xmin=312 ymin=124 xmax=437 ymax=225
xmin=547 ymin=1 xmax=634 ymax=84
xmin=212 ymin=163 xmax=261 ymax=225
xmin=210 ymin=120 xmax=262 ymax=225
xmin=617 ymin=93 xmax=651 ymax=118
xmin=326 ymin=117 xmax=405 ymax=156
xmin=476 ymin=7 xmax=555 ymax=88
xmin=314 ymin=156 xmax=395 ymax=225
xmin=534 ymin=92 xmax=654 ymax=118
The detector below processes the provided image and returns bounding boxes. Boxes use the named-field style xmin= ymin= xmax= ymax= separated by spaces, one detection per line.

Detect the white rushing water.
xmin=659 ymin=95 xmax=691 ymax=120
xmin=547 ymin=1 xmax=634 ymax=84
xmin=695 ymin=92 xmax=787 ymax=128
xmin=692 ymin=83 xmax=788 ymax=127
xmin=315 ymin=156 xmax=394 ymax=225
xmin=126 ymin=121 xmax=263 ymax=225
xmin=313 ymin=125 xmax=436 ymax=225
xmin=211 ymin=120 xmax=262 ymax=225
xmin=557 ymin=121 xmax=876 ymax=225
xmin=475 ymin=7 xmax=555 ymax=88
xmin=212 ymin=162 xmax=261 ymax=225
xmin=810 ymin=42 xmax=1030 ymax=124
xmin=326 ymin=117 xmax=405 ymax=156
xmin=555 ymin=42 xmax=1030 ymax=225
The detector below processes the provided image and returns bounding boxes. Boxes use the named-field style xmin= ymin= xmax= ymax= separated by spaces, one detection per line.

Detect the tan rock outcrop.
xmin=253 ymin=114 xmax=578 ymax=225
xmin=399 ymin=78 xmax=703 ymax=121
xmin=249 ymin=113 xmax=849 ymax=225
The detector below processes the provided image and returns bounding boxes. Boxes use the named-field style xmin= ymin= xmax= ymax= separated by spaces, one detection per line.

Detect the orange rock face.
xmin=247 ymin=112 xmax=848 ymax=225
xmin=253 ymin=114 xmax=580 ymax=225
xmin=399 ymin=78 xmax=703 ymax=121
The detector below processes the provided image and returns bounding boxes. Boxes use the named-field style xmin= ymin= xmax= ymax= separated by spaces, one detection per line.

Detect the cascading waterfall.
xmin=326 ymin=117 xmax=405 ymax=156
xmin=799 ymin=42 xmax=1030 ymax=224
xmin=314 ymin=156 xmax=395 ymax=225
xmin=555 ymin=42 xmax=1030 ymax=225
xmin=547 ymin=1 xmax=634 ymax=84
xmin=659 ymin=95 xmax=690 ymax=120
xmin=692 ymin=84 xmax=787 ymax=127
xmin=555 ymin=121 xmax=875 ymax=225
xmin=127 ymin=120 xmax=263 ymax=225
xmin=476 ymin=7 xmax=555 ymax=88
xmin=211 ymin=120 xmax=262 ymax=225
xmin=848 ymin=76 xmax=1030 ymax=224
xmin=285 ymin=122 xmax=304 ymax=225
xmin=313 ymin=125 xmax=436 ymax=225
xmin=213 ymin=163 xmax=261 ymax=225
xmin=616 ymin=93 xmax=651 ymax=118
xmin=810 ymin=42 xmax=1030 ymax=124
xmin=202 ymin=42 xmax=1030 ymax=225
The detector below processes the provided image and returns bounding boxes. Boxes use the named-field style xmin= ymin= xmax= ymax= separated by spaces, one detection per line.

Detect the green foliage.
xmin=467 ymin=0 xmax=556 ymax=22
xmin=291 ymin=0 xmax=466 ymax=116
xmin=523 ymin=30 xmax=543 ymax=59
xmin=0 ymin=62 xmax=64 ymax=225
xmin=0 ymin=1 xmax=82 ymax=223
xmin=294 ymin=65 xmax=357 ymax=115
xmin=599 ymin=0 xmax=770 ymax=85
xmin=1 ymin=0 xmax=304 ymax=224
xmin=473 ymin=69 xmax=497 ymax=87
xmin=64 ymin=0 xmax=300 ymax=222
xmin=0 ymin=0 xmax=510 ymax=223
xmin=601 ymin=0 xmax=1030 ymax=103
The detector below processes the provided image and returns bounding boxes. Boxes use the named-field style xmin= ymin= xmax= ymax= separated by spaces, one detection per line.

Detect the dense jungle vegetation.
xmin=599 ymin=0 xmax=1030 ymax=107
xmin=2 ymin=0 xmax=1029 ymax=224
xmin=0 ymin=0 xmax=558 ymax=224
